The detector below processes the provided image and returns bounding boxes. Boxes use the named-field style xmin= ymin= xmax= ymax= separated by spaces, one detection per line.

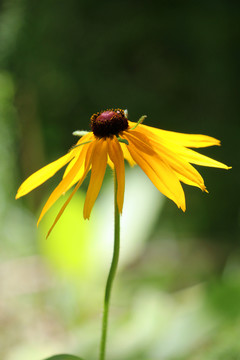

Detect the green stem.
xmin=99 ymin=170 xmax=120 ymax=360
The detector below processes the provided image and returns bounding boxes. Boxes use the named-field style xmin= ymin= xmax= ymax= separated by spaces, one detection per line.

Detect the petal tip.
xmin=15 ymin=187 xmax=24 ymax=199
xmin=179 ymin=202 xmax=186 ymax=212
xmin=46 ymin=225 xmax=54 ymax=238
xmin=83 ymin=211 xmax=90 ymax=220
xmin=201 ymin=183 xmax=208 ymax=193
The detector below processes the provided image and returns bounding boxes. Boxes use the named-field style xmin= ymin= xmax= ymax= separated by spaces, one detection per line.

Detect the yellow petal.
xmin=16 ymin=152 xmax=74 ymax=199
xmin=107 ymin=137 xmax=125 ymax=213
xmin=70 ymin=132 xmax=95 ymax=152
xmin=63 ymin=156 xmax=79 ymax=179
xmin=122 ymin=130 xmax=155 ymax=156
xmin=176 ymin=173 xmax=207 ymax=191
xmin=152 ymin=141 xmax=206 ymax=190
xmin=171 ymin=145 xmax=230 ymax=169
xmin=46 ymin=141 xmax=95 ymax=237
xmin=107 ymin=155 xmax=114 ymax=169
xmin=63 ymin=158 xmax=89 ymax=194
xmin=46 ymin=179 xmax=83 ymax=239
xmin=62 ymin=133 xmax=95 ymax=179
xmin=83 ymin=138 xmax=108 ymax=219
xmin=130 ymin=122 xmax=230 ymax=169
xmin=128 ymin=141 xmax=186 ymax=211
xmin=128 ymin=121 xmax=221 ymax=148
xmin=61 ymin=134 xmax=96 ymax=192
xmin=37 ymin=141 xmax=94 ymax=225
xmin=119 ymin=141 xmax=135 ymax=166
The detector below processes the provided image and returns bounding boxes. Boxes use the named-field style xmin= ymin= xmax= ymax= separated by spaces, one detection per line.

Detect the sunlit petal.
xmin=173 ymin=145 xmax=231 ymax=169
xmin=63 ymin=156 xmax=78 ymax=179
xmin=122 ymin=131 xmax=155 ymax=156
xmin=70 ymin=132 xmax=95 ymax=151
xmin=176 ymin=173 xmax=207 ymax=191
xmin=107 ymin=137 xmax=125 ymax=213
xmin=127 ymin=141 xmax=186 ymax=211
xmin=15 ymin=152 xmax=74 ymax=199
xmin=83 ymin=139 xmax=108 ymax=219
xmin=119 ymin=141 xmax=135 ymax=166
xmin=46 ymin=142 xmax=95 ymax=237
xmin=151 ymin=141 xmax=206 ymax=190
xmin=107 ymin=155 xmax=114 ymax=169
xmin=37 ymin=141 xmax=94 ymax=225
xmin=128 ymin=121 xmax=221 ymax=148
xmin=63 ymin=161 xmax=89 ymax=194
xmin=157 ymin=138 xmax=230 ymax=168
xmin=130 ymin=122 xmax=230 ymax=169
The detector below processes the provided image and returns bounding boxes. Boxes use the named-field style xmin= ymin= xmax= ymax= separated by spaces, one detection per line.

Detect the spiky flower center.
xmin=91 ymin=109 xmax=129 ymax=138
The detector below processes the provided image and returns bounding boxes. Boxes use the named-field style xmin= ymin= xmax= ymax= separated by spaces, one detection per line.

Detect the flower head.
xmin=16 ymin=109 xmax=230 ymax=237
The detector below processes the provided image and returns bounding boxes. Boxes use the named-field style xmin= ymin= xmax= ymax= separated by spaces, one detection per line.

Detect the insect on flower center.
xmin=91 ymin=109 xmax=129 ymax=138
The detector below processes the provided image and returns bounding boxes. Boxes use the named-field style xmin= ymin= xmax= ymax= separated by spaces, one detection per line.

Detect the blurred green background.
xmin=0 ymin=0 xmax=239 ymax=359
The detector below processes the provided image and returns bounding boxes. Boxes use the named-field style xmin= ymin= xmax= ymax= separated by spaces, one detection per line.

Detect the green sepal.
xmin=117 ymin=137 xmax=129 ymax=145
xmin=69 ymin=140 xmax=93 ymax=151
xmin=43 ymin=355 xmax=84 ymax=360
xmin=72 ymin=130 xmax=89 ymax=137
xmin=130 ymin=115 xmax=147 ymax=130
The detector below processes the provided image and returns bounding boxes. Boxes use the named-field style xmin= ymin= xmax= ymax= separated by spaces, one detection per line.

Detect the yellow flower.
xmin=16 ymin=109 xmax=230 ymax=236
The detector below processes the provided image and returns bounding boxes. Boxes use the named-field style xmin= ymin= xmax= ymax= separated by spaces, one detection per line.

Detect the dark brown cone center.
xmin=91 ymin=109 xmax=129 ymax=138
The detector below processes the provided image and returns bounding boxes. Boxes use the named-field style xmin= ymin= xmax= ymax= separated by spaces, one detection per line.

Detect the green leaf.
xmin=43 ymin=355 xmax=84 ymax=360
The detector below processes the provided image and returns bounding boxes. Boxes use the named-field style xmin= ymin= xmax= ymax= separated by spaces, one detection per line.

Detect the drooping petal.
xmin=70 ymin=132 xmax=95 ymax=151
xmin=152 ymin=128 xmax=221 ymax=148
xmin=172 ymin=145 xmax=231 ymax=169
xmin=62 ymin=157 xmax=90 ymax=194
xmin=157 ymin=139 xmax=230 ymax=168
xmin=15 ymin=132 xmax=95 ymax=200
xmin=130 ymin=123 xmax=230 ymax=169
xmin=57 ymin=133 xmax=95 ymax=192
xmin=46 ymin=179 xmax=83 ymax=239
xmin=149 ymin=141 xmax=206 ymax=191
xmin=15 ymin=152 xmax=74 ymax=199
xmin=128 ymin=121 xmax=221 ymax=148
xmin=127 ymin=125 xmax=208 ymax=191
xmin=107 ymin=155 xmax=114 ymax=169
xmin=83 ymin=138 xmax=108 ymax=219
xmin=176 ymin=173 xmax=208 ymax=191
xmin=107 ymin=137 xmax=125 ymax=213
xmin=127 ymin=140 xmax=186 ymax=211
xmin=46 ymin=142 xmax=95 ymax=237
xmin=119 ymin=140 xmax=135 ymax=166
xmin=63 ymin=156 xmax=79 ymax=179
xmin=37 ymin=141 xmax=95 ymax=225
xmin=123 ymin=130 xmax=155 ymax=156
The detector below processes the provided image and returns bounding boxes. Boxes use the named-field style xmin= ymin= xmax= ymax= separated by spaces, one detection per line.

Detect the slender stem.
xmin=99 ymin=170 xmax=120 ymax=360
